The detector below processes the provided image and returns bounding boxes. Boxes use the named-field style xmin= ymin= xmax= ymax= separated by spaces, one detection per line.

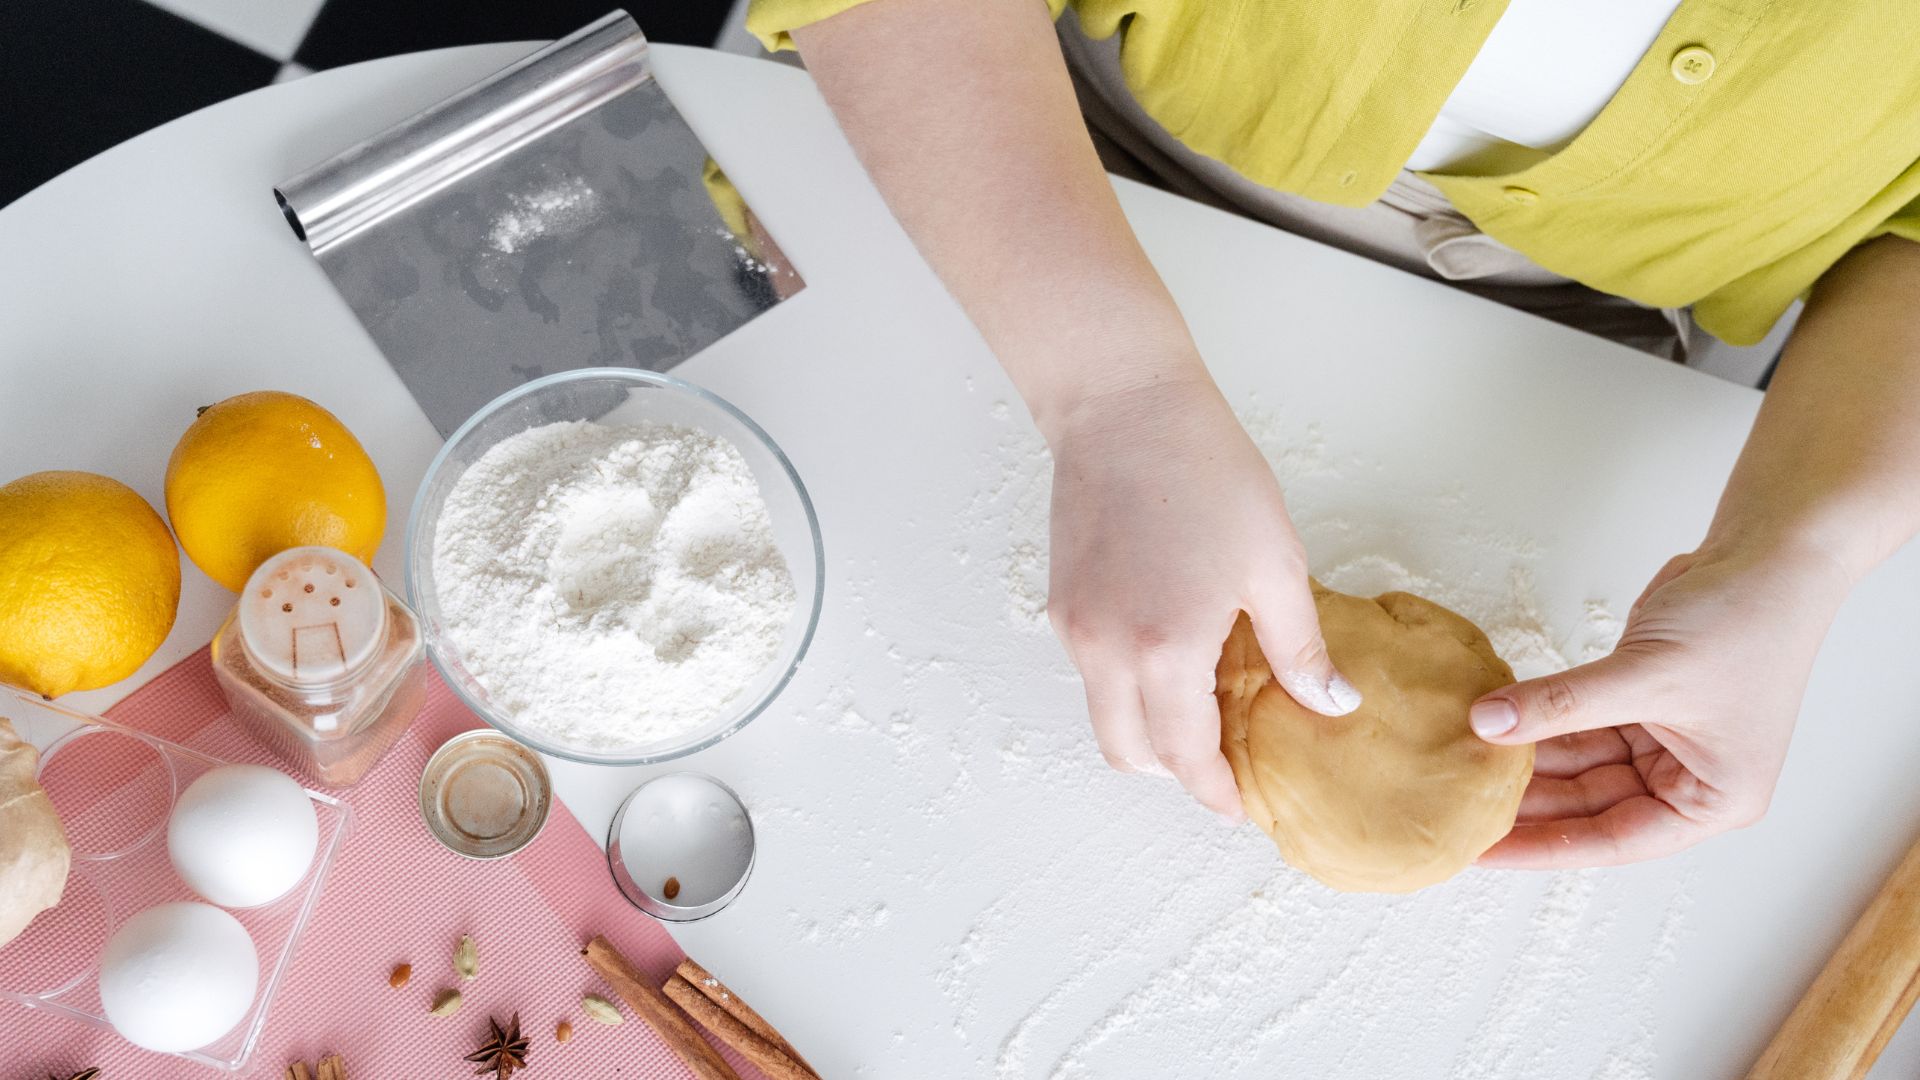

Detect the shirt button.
xmin=1502 ymin=186 xmax=1539 ymax=206
xmin=1670 ymin=45 xmax=1716 ymax=84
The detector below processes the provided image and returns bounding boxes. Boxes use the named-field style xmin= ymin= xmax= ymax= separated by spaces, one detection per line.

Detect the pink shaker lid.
xmin=239 ymin=546 xmax=386 ymax=688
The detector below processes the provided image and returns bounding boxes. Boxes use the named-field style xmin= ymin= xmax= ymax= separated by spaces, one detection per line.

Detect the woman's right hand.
xmin=1043 ymin=364 xmax=1359 ymax=820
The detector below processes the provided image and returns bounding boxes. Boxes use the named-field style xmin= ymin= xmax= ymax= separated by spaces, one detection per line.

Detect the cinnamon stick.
xmin=665 ymin=974 xmax=817 ymax=1080
xmin=286 ymin=1054 xmax=347 ymax=1080
xmin=582 ymin=935 xmax=740 ymax=1080
xmin=673 ymin=957 xmax=818 ymax=1076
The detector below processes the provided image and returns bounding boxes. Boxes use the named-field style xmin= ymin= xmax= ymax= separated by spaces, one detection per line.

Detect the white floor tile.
xmin=141 ymin=0 xmax=325 ymax=61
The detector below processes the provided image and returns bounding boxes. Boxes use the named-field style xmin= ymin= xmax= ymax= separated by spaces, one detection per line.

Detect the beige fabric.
xmin=1057 ymin=12 xmax=1696 ymax=362
xmin=1216 ymin=587 xmax=1532 ymax=894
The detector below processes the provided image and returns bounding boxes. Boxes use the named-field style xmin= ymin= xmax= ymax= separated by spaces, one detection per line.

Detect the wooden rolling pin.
xmin=1746 ymin=834 xmax=1920 ymax=1080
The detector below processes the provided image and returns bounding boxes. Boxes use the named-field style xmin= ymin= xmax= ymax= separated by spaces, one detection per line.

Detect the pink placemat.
xmin=10 ymin=648 xmax=773 ymax=1080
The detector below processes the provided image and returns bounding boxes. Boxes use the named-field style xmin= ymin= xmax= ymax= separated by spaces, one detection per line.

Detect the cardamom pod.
xmin=453 ymin=935 xmax=478 ymax=981
xmin=581 ymin=994 xmax=623 ymax=1025
xmin=430 ymin=988 xmax=463 ymax=1016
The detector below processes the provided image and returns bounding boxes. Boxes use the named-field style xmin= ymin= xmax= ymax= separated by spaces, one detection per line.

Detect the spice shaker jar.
xmin=211 ymin=546 xmax=427 ymax=787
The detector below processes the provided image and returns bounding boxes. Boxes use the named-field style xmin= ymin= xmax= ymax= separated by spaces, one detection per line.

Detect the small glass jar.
xmin=211 ymin=546 xmax=427 ymax=788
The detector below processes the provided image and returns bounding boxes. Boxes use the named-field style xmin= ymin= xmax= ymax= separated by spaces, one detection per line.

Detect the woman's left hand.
xmin=1469 ymin=544 xmax=1850 ymax=868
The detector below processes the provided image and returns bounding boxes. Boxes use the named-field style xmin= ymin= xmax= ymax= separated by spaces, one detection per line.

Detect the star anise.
xmin=49 ymin=1070 xmax=101 ymax=1080
xmin=464 ymin=1012 xmax=530 ymax=1079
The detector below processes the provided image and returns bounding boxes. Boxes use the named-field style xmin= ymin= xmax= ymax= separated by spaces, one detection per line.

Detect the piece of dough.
xmin=0 ymin=715 xmax=69 ymax=946
xmin=1217 ymin=583 xmax=1532 ymax=893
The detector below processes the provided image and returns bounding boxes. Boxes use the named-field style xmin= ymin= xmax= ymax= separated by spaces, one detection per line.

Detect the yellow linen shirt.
xmin=749 ymin=0 xmax=1920 ymax=345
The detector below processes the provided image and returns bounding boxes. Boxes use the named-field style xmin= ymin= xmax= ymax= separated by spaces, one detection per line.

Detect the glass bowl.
xmin=404 ymin=369 xmax=824 ymax=766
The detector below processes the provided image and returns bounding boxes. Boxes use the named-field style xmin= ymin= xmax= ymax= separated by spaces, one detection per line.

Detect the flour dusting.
xmin=432 ymin=420 xmax=795 ymax=750
xmin=969 ymin=401 xmax=1054 ymax=631
xmin=488 ymin=177 xmax=600 ymax=253
xmin=1321 ymin=558 xmax=1623 ymax=681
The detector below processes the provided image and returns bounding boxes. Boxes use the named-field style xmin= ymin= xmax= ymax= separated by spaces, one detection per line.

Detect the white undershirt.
xmin=1404 ymin=0 xmax=1686 ymax=173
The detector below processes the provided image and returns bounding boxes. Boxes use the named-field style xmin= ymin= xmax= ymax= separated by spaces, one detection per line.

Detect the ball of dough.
xmin=1216 ymin=583 xmax=1532 ymax=893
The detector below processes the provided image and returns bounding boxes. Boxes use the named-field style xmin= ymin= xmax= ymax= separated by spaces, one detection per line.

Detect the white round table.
xmin=4 ymin=42 xmax=1919 ymax=1078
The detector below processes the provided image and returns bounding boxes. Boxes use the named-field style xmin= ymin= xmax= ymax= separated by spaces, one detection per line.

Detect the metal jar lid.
xmin=606 ymin=772 xmax=755 ymax=922
xmin=418 ymin=730 xmax=551 ymax=859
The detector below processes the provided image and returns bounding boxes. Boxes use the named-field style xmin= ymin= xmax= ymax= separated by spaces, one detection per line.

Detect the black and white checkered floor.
xmin=0 ymin=0 xmax=757 ymax=210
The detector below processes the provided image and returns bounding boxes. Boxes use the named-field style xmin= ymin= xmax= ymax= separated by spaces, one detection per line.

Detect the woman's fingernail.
xmin=1128 ymin=755 xmax=1174 ymax=779
xmin=1279 ymin=670 xmax=1334 ymax=714
xmin=1327 ymin=673 xmax=1362 ymax=715
xmin=1280 ymin=670 xmax=1362 ymax=717
xmin=1470 ymin=699 xmax=1520 ymax=739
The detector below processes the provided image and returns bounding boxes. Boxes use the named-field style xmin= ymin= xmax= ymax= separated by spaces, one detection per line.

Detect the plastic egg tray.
xmin=0 ymin=690 xmax=350 ymax=1071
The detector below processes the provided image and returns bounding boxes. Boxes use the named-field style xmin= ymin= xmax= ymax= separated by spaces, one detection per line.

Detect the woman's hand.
xmin=795 ymin=0 xmax=1341 ymax=818
xmin=1473 ymin=239 xmax=1920 ymax=868
xmin=1044 ymin=366 xmax=1358 ymax=820
xmin=1471 ymin=544 xmax=1850 ymax=868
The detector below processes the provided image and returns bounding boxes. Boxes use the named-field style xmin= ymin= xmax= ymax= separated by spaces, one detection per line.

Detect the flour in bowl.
xmin=432 ymin=420 xmax=796 ymax=750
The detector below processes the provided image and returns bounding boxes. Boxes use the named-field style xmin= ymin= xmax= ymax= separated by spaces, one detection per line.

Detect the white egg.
xmin=168 ymin=764 xmax=318 ymax=908
xmin=98 ymin=902 xmax=259 ymax=1052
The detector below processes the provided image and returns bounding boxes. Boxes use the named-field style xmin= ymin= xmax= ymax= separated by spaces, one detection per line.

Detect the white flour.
xmin=488 ymin=178 xmax=600 ymax=253
xmin=431 ymin=420 xmax=795 ymax=750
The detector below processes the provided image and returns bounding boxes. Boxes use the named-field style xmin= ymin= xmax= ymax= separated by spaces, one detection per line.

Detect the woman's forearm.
xmin=793 ymin=0 xmax=1200 ymax=438
xmin=1704 ymin=237 xmax=1920 ymax=588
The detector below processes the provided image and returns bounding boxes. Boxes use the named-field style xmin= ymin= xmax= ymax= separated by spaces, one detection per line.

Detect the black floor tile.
xmin=0 ymin=0 xmax=278 ymax=207
xmin=295 ymin=0 xmax=734 ymax=71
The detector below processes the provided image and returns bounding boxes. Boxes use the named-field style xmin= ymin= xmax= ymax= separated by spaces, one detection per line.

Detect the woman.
xmin=747 ymin=0 xmax=1920 ymax=868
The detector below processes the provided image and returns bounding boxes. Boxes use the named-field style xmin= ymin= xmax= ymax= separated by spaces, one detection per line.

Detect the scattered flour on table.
xmin=488 ymin=177 xmax=600 ymax=253
xmin=791 ymin=901 xmax=893 ymax=947
xmin=1320 ymin=556 xmax=1623 ymax=680
xmin=1446 ymin=870 xmax=1601 ymax=1078
xmin=432 ymin=420 xmax=795 ymax=750
xmin=966 ymin=401 xmax=1054 ymax=630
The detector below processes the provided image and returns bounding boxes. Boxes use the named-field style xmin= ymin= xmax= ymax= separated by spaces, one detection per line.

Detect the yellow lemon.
xmin=165 ymin=391 xmax=387 ymax=591
xmin=0 ymin=472 xmax=182 ymax=697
